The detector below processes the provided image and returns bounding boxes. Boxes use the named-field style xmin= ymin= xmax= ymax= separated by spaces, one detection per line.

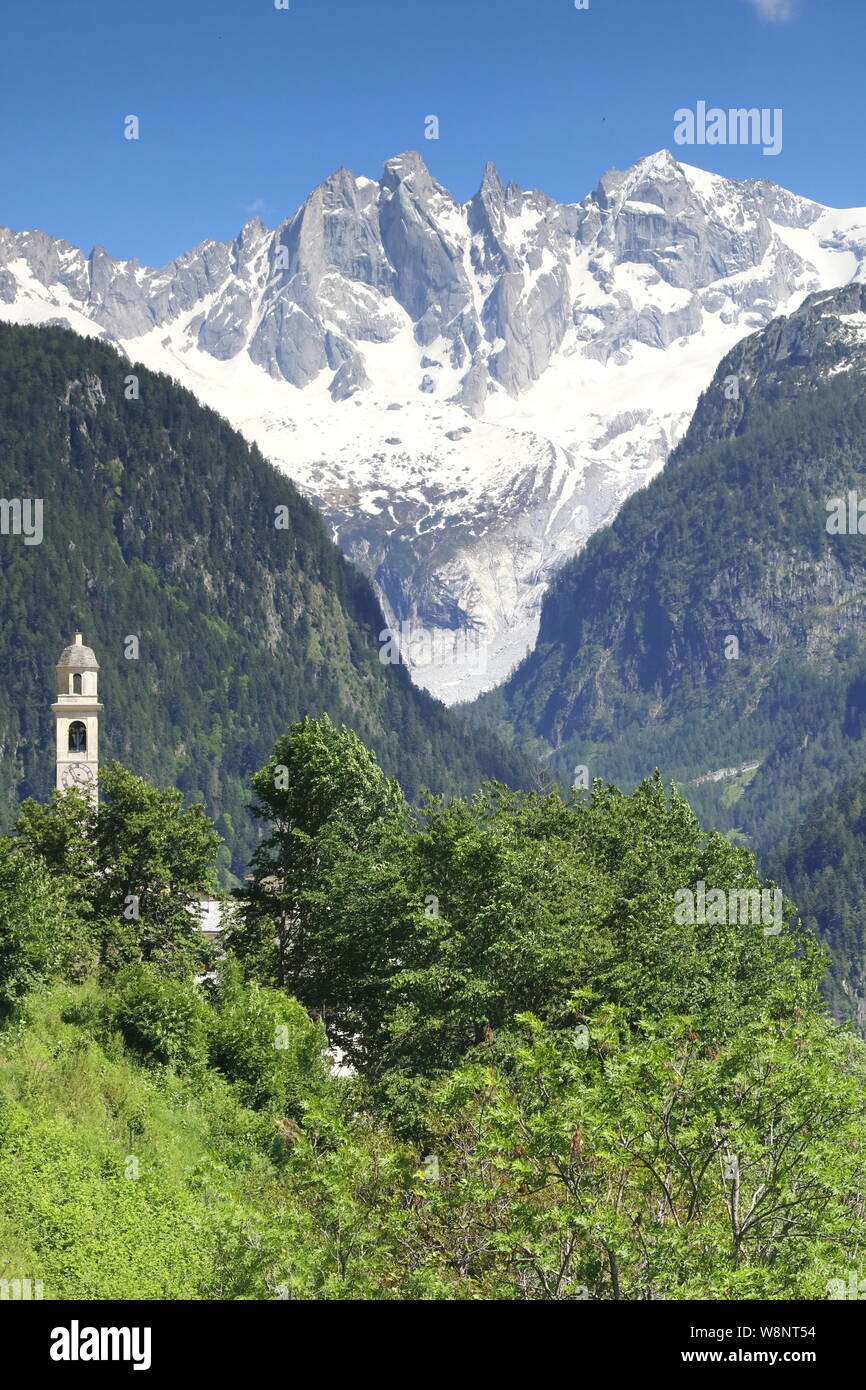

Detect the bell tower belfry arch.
xmin=52 ymin=633 xmax=103 ymax=802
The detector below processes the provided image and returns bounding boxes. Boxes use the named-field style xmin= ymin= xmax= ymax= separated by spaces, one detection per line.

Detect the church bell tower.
xmin=52 ymin=633 xmax=103 ymax=802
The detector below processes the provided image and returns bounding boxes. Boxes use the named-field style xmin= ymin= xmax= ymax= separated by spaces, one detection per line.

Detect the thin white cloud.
xmin=747 ymin=0 xmax=794 ymax=19
xmin=244 ymin=198 xmax=267 ymax=216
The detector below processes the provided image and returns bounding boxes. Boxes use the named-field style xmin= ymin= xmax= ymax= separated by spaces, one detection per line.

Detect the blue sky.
xmin=1 ymin=0 xmax=862 ymax=267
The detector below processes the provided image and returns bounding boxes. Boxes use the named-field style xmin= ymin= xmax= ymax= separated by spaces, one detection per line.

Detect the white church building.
xmin=51 ymin=633 xmax=226 ymax=936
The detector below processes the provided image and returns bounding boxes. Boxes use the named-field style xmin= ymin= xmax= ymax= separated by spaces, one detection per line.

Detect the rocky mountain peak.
xmin=318 ymin=165 xmax=362 ymax=210
xmin=237 ymin=216 xmax=269 ymax=244
xmin=3 ymin=153 xmax=866 ymax=701
xmin=380 ymin=150 xmax=439 ymax=196
xmin=478 ymin=160 xmax=505 ymax=200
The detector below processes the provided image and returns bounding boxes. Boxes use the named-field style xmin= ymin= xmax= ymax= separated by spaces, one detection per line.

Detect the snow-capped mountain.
xmin=3 ymin=149 xmax=866 ymax=700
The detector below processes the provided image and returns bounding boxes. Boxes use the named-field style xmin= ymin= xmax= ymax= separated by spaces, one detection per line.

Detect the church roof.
xmin=57 ymin=634 xmax=99 ymax=670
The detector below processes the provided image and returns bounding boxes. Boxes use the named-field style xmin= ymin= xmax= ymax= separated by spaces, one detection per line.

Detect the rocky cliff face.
xmin=3 ymin=151 xmax=866 ymax=699
xmin=670 ymin=282 xmax=866 ymax=459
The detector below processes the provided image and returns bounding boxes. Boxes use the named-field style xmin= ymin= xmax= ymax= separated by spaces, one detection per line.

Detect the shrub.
xmin=0 ymin=841 xmax=75 ymax=1011
xmin=113 ymin=966 xmax=210 ymax=1071
xmin=209 ymin=959 xmax=327 ymax=1113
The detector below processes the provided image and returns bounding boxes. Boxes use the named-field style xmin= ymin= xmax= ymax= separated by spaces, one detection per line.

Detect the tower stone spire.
xmin=52 ymin=633 xmax=103 ymax=803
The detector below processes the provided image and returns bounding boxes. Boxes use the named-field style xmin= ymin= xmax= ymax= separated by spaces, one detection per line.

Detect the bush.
xmin=113 ymin=966 xmax=211 ymax=1071
xmin=208 ymin=959 xmax=327 ymax=1114
xmin=0 ymin=840 xmax=75 ymax=1012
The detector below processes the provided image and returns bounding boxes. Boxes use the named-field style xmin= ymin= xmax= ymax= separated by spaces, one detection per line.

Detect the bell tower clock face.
xmin=60 ymin=764 xmax=95 ymax=790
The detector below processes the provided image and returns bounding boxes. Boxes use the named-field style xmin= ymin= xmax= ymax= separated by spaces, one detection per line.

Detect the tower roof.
xmin=57 ymin=632 xmax=99 ymax=671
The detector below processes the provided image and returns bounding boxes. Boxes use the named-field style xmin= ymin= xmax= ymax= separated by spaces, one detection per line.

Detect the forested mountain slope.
xmin=0 ymin=324 xmax=534 ymax=877
xmin=471 ymin=284 xmax=866 ymax=853
xmin=765 ymin=771 xmax=866 ymax=1035
xmin=466 ymin=284 xmax=866 ymax=1027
